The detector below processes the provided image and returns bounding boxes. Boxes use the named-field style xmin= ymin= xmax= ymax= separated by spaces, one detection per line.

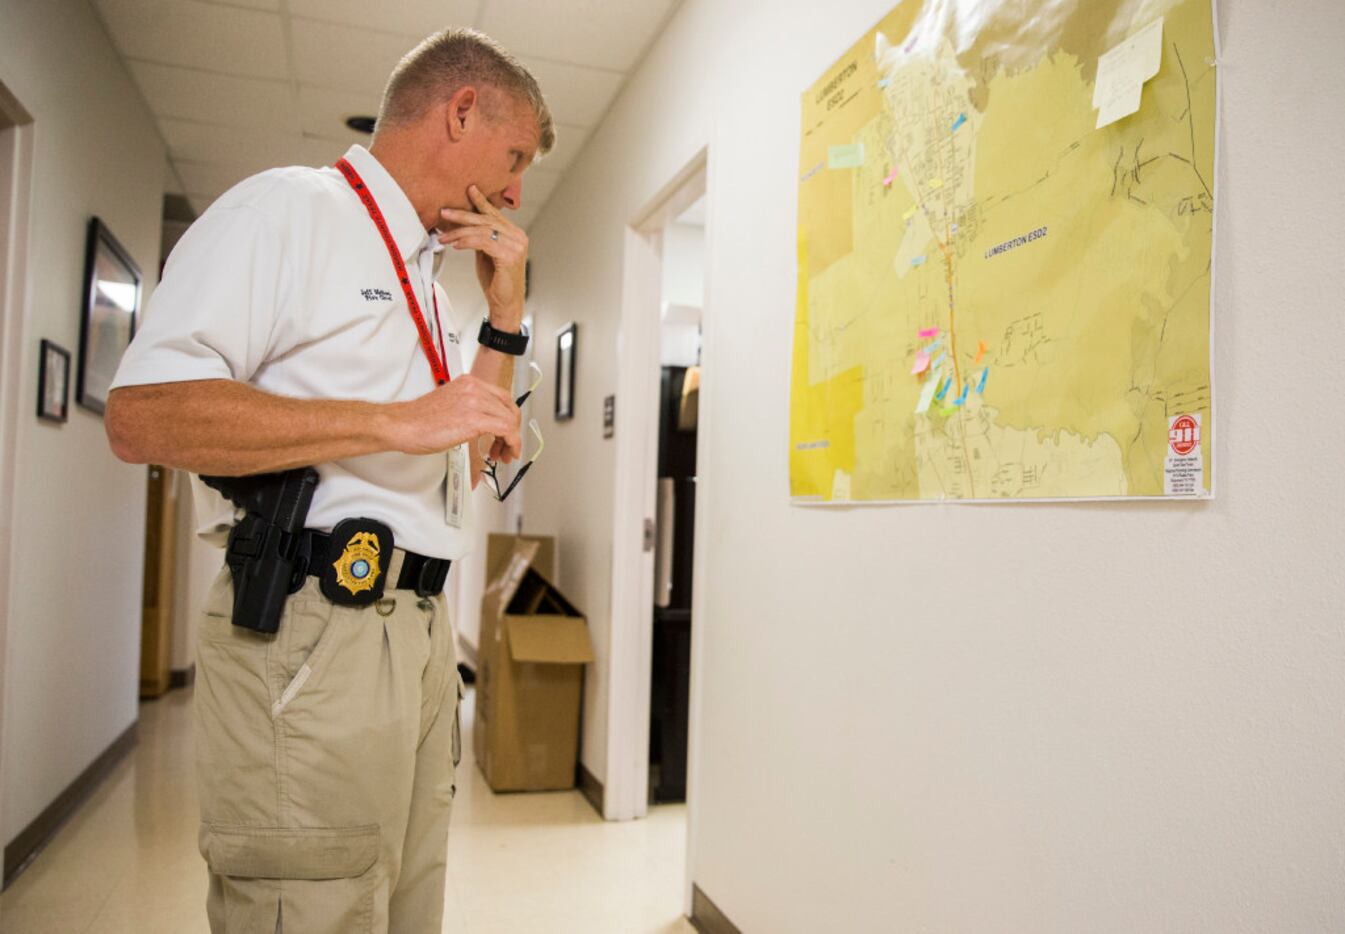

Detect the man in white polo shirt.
xmin=105 ymin=28 xmax=553 ymax=933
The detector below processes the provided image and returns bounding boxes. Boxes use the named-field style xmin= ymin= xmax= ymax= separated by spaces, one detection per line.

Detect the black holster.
xmin=202 ymin=468 xmax=320 ymax=634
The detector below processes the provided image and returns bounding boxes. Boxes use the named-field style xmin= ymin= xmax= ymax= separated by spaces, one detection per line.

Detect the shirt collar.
xmin=341 ymin=144 xmax=433 ymax=263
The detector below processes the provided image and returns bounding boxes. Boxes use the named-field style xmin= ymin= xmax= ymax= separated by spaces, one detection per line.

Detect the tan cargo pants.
xmin=194 ymin=567 xmax=462 ymax=933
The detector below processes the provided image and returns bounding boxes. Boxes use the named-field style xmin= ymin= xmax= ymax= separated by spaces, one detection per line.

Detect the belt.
xmin=300 ymin=529 xmax=451 ymax=598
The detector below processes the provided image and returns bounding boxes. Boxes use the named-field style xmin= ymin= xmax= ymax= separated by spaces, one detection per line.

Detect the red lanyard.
xmin=335 ymin=157 xmax=450 ymax=385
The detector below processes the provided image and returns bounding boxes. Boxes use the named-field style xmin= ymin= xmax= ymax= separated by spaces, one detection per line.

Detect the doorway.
xmin=603 ymin=149 xmax=711 ymax=901
xmin=649 ymin=197 xmax=704 ymax=804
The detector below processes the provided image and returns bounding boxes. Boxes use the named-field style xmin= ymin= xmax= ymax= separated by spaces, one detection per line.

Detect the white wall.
xmin=0 ymin=0 xmax=165 ymax=844
xmin=524 ymin=0 xmax=1345 ymax=930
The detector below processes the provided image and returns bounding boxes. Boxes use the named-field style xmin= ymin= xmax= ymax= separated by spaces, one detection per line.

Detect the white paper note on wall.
xmin=1093 ymin=17 xmax=1163 ymax=128
xmin=1096 ymin=82 xmax=1144 ymax=128
xmin=1094 ymin=17 xmax=1164 ymax=106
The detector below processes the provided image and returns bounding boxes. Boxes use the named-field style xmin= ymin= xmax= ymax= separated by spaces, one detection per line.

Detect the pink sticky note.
xmin=882 ymin=168 xmax=899 ymax=187
xmin=911 ymin=352 xmax=931 ymax=375
xmin=918 ymin=327 xmax=940 ymax=339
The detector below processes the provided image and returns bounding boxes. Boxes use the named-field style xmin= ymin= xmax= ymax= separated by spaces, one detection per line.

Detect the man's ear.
xmin=446 ymin=86 xmax=478 ymax=142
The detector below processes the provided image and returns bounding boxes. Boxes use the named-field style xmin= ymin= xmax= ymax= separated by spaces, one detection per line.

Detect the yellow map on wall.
xmin=790 ymin=0 xmax=1216 ymax=502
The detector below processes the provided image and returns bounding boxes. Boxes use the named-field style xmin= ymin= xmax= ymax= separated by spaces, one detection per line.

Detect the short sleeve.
xmin=111 ymin=201 xmax=293 ymax=390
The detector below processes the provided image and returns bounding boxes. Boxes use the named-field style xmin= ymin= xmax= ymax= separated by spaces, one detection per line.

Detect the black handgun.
xmin=202 ymin=468 xmax=320 ymax=634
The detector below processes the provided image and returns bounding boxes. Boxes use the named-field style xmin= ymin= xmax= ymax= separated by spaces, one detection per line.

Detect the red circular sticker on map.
xmin=1169 ymin=415 xmax=1200 ymax=456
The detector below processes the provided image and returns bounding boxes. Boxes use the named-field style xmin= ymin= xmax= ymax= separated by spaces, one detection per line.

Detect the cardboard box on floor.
xmin=475 ymin=534 xmax=594 ymax=792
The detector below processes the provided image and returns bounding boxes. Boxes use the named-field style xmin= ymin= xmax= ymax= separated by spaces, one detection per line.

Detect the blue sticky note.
xmin=952 ymin=112 xmax=966 ymax=132
xmin=911 ymin=255 xmax=927 ymax=267
xmin=976 ymin=367 xmax=989 ymax=394
xmin=878 ymin=77 xmax=891 ymax=89
xmin=953 ymin=383 xmax=970 ymax=406
xmin=923 ymin=338 xmax=943 ymax=354
xmin=934 ymin=375 xmax=952 ymax=402
xmin=931 ymin=351 xmax=947 ymax=370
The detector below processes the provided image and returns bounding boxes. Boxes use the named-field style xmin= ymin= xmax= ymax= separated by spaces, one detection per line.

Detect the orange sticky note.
xmin=974 ymin=340 xmax=987 ymax=364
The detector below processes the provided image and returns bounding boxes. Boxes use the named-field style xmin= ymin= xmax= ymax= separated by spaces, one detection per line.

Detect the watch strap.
xmin=478 ymin=318 xmax=530 ymax=356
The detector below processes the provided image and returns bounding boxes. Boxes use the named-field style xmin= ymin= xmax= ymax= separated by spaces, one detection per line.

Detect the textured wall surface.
xmin=525 ymin=0 xmax=1345 ymax=929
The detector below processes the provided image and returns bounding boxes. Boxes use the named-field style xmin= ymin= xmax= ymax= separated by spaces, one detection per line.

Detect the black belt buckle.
xmin=320 ymin=517 xmax=393 ymax=607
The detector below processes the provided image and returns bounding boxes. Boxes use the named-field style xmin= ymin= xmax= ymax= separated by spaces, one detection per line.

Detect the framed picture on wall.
xmin=37 ymin=339 xmax=71 ymax=424
xmin=555 ymin=322 xmax=577 ymax=421
xmin=77 ymin=216 xmax=140 ymax=415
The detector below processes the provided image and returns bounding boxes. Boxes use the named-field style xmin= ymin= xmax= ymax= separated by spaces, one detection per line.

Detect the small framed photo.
xmin=77 ymin=217 xmax=141 ymax=415
xmin=555 ymin=322 xmax=577 ymax=421
xmin=37 ymin=339 xmax=71 ymax=423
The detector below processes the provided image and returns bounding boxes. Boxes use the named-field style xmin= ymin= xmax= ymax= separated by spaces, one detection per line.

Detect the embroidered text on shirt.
xmin=360 ymin=288 xmax=393 ymax=302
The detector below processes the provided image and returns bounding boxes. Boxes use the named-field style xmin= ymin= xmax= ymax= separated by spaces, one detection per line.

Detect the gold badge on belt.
xmin=333 ymin=531 xmax=382 ymax=596
xmin=320 ymin=517 xmax=394 ymax=607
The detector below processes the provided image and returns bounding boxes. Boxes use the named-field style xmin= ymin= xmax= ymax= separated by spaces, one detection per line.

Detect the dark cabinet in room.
xmin=650 ymin=366 xmax=698 ymax=804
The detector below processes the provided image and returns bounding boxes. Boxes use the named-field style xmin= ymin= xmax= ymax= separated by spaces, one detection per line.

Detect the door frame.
xmin=603 ymin=149 xmax=708 ymax=822
xmin=0 ymin=81 xmax=36 ymax=846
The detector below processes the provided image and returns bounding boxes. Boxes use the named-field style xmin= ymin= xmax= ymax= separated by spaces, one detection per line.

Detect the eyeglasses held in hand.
xmin=480 ymin=362 xmax=544 ymax=502
xmin=481 ymin=419 xmax=544 ymax=502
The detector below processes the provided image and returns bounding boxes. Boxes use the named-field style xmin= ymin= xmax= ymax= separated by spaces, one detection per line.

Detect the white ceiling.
xmin=93 ymin=0 xmax=681 ymax=229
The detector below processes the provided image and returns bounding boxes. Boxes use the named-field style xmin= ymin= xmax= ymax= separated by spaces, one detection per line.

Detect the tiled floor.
xmin=0 ymin=684 xmax=695 ymax=933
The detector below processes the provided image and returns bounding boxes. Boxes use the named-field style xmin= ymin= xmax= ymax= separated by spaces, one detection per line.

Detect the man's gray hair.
xmin=377 ymin=28 xmax=556 ymax=156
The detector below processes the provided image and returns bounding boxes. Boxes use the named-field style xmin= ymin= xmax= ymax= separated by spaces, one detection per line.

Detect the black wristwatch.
xmin=478 ymin=318 xmax=530 ymax=356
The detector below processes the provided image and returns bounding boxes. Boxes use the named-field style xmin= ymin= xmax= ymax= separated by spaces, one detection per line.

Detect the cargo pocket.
xmin=203 ymin=822 xmax=380 ymax=934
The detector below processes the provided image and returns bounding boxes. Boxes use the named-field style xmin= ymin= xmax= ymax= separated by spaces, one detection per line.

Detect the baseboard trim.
xmin=577 ymin=761 xmax=604 ymax=818
xmin=690 ymin=883 xmax=742 ymax=934
xmin=169 ymin=664 xmax=195 ymax=689
xmin=2 ymin=720 xmax=138 ymax=889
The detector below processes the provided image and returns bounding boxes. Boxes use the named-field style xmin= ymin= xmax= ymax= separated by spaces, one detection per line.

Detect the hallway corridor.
xmin=0 ymin=686 xmax=694 ymax=933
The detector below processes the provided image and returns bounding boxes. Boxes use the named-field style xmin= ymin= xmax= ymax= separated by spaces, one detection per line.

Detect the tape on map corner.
xmin=828 ymin=143 xmax=865 ymax=169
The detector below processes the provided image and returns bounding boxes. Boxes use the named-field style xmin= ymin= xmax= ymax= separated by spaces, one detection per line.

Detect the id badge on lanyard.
xmin=446 ymin=444 xmax=468 ymax=528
